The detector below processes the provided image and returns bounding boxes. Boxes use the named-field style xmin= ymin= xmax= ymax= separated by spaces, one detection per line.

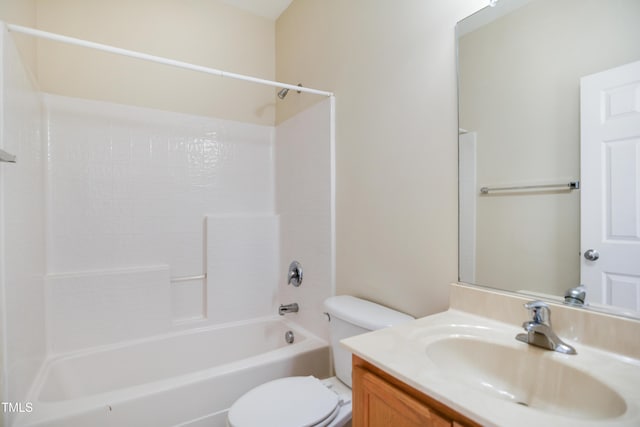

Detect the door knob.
xmin=584 ymin=249 xmax=599 ymax=261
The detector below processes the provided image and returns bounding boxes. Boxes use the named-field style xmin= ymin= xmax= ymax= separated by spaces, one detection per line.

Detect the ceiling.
xmin=221 ymin=0 xmax=294 ymax=20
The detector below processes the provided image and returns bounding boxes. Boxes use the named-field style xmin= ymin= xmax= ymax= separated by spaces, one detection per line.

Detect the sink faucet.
xmin=564 ymin=285 xmax=586 ymax=307
xmin=515 ymin=300 xmax=577 ymax=355
xmin=279 ymin=303 xmax=299 ymax=316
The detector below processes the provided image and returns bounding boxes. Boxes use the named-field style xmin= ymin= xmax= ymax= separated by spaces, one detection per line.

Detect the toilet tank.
xmin=323 ymin=295 xmax=414 ymax=388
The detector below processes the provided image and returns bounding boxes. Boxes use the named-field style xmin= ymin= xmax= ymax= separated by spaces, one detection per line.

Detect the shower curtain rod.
xmin=6 ymin=23 xmax=334 ymax=97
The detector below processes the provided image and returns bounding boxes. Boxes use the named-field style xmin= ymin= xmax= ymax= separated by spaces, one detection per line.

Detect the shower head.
xmin=277 ymin=84 xmax=303 ymax=100
xmin=277 ymin=88 xmax=289 ymax=99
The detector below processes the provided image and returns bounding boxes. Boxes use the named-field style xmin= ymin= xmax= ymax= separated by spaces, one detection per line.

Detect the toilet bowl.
xmin=227 ymin=296 xmax=414 ymax=427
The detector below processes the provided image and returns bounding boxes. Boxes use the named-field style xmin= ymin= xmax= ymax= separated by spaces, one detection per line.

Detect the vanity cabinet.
xmin=352 ymin=355 xmax=481 ymax=427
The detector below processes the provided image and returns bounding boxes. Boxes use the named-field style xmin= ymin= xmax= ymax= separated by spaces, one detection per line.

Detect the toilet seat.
xmin=227 ymin=376 xmax=341 ymax=427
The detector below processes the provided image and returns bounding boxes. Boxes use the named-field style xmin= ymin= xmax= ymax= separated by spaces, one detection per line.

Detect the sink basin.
xmin=342 ymin=308 xmax=640 ymax=427
xmin=425 ymin=337 xmax=626 ymax=420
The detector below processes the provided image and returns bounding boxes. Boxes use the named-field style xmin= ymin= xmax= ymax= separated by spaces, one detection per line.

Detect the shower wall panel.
xmin=275 ymin=98 xmax=333 ymax=341
xmin=46 ymin=266 xmax=171 ymax=353
xmin=206 ymin=214 xmax=279 ymax=324
xmin=0 ymin=29 xmax=46 ymax=421
xmin=44 ymin=94 xmax=275 ymax=346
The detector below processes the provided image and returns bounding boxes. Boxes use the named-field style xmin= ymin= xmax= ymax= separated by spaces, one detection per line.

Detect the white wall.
xmin=45 ymin=94 xmax=275 ymax=275
xmin=276 ymin=98 xmax=333 ymax=340
xmin=459 ymin=0 xmax=640 ymax=294
xmin=276 ymin=0 xmax=487 ymax=317
xmin=0 ymin=29 xmax=46 ymax=425
xmin=44 ymin=94 xmax=277 ymax=353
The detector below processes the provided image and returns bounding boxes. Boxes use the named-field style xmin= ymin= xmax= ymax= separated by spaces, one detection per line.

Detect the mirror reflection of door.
xmin=580 ymin=60 xmax=640 ymax=313
xmin=457 ymin=0 xmax=640 ymax=314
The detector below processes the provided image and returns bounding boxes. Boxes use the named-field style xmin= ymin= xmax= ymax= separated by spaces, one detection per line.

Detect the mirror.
xmin=457 ymin=0 xmax=640 ymax=317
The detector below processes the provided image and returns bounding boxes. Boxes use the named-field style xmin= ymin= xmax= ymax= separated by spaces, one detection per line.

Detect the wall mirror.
xmin=457 ymin=0 xmax=640 ymax=318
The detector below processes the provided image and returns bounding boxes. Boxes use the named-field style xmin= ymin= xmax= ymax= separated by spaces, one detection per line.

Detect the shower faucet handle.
xmin=287 ymin=261 xmax=303 ymax=287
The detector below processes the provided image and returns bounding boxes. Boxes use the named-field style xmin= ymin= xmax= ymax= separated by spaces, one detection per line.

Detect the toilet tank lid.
xmin=324 ymin=295 xmax=414 ymax=331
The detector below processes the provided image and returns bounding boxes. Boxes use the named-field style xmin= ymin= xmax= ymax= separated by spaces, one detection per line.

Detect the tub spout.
xmin=279 ymin=303 xmax=299 ymax=316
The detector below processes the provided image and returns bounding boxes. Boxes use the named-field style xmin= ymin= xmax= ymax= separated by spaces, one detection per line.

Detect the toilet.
xmin=227 ymin=295 xmax=414 ymax=427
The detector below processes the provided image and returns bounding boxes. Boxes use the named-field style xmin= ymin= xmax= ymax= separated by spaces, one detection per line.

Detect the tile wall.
xmin=46 ymin=266 xmax=171 ymax=353
xmin=44 ymin=94 xmax=279 ymax=351
xmin=42 ymin=93 xmax=334 ymax=352
xmin=45 ymin=94 xmax=275 ymax=275
xmin=206 ymin=214 xmax=279 ymax=324
xmin=0 ymin=29 xmax=46 ymax=423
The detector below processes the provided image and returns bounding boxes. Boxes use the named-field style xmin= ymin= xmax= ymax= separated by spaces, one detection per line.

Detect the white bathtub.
xmin=15 ymin=317 xmax=330 ymax=427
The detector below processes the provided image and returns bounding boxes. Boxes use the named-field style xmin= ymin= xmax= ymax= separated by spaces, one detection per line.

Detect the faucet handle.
xmin=524 ymin=300 xmax=551 ymax=326
xmin=287 ymin=261 xmax=303 ymax=287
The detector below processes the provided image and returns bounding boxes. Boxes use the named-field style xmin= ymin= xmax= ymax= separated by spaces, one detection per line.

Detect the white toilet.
xmin=227 ymin=295 xmax=414 ymax=427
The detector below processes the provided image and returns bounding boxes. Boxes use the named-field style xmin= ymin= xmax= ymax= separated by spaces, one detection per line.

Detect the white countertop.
xmin=341 ymin=309 xmax=640 ymax=427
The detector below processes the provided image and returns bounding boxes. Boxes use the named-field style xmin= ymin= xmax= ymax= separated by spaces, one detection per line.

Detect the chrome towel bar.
xmin=480 ymin=181 xmax=579 ymax=194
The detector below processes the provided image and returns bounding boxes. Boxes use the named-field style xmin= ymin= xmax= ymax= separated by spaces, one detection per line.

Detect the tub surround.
xmin=20 ymin=94 xmax=333 ymax=425
xmin=41 ymin=92 xmax=334 ymax=347
xmin=1 ymin=26 xmax=335 ymax=427
xmin=342 ymin=283 xmax=640 ymax=427
xmin=0 ymin=26 xmax=46 ymax=425
xmin=46 ymin=266 xmax=171 ymax=353
xmin=275 ymin=98 xmax=334 ymax=342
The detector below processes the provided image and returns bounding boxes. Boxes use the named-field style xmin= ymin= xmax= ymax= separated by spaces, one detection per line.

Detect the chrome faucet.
xmin=279 ymin=303 xmax=299 ymax=316
xmin=564 ymin=285 xmax=586 ymax=307
xmin=515 ymin=300 xmax=577 ymax=355
xmin=287 ymin=261 xmax=303 ymax=287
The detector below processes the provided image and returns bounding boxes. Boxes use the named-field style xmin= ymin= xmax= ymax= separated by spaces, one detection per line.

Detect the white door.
xmin=580 ymin=60 xmax=640 ymax=312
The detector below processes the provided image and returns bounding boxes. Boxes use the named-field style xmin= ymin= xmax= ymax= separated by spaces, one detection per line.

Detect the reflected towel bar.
xmin=480 ymin=181 xmax=579 ymax=194
xmin=171 ymin=274 xmax=206 ymax=283
xmin=0 ymin=149 xmax=17 ymax=163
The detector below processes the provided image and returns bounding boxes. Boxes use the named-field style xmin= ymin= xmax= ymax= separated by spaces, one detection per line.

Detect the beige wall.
xmin=277 ymin=0 xmax=487 ymax=318
xmin=459 ymin=0 xmax=640 ymax=295
xmin=0 ymin=0 xmax=37 ymax=72
xmin=35 ymin=0 xmax=277 ymax=125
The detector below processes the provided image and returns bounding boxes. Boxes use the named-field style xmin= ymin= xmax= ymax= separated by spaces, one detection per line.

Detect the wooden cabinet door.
xmin=353 ymin=365 xmax=451 ymax=427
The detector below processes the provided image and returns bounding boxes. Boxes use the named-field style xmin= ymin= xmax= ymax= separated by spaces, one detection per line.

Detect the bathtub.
xmin=15 ymin=317 xmax=330 ymax=427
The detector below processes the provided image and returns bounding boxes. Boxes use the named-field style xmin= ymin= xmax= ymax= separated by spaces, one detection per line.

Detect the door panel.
xmin=580 ymin=60 xmax=640 ymax=312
